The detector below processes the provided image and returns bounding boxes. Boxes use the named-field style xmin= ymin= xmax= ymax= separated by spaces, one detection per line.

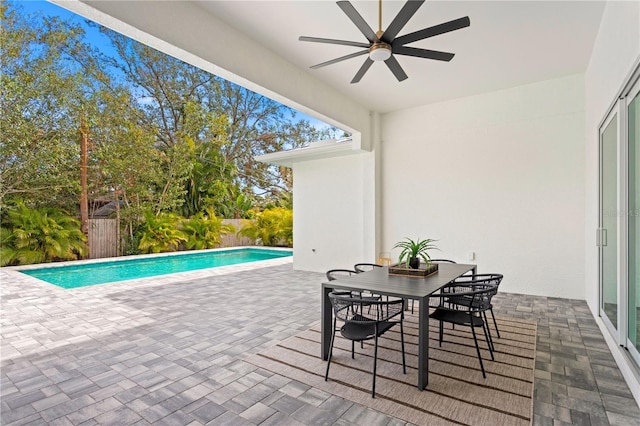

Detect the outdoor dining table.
xmin=321 ymin=262 xmax=477 ymax=390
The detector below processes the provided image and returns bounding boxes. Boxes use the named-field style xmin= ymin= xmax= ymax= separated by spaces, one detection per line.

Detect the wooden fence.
xmin=87 ymin=218 xmax=254 ymax=259
xmin=220 ymin=219 xmax=254 ymax=247
xmin=88 ymin=219 xmax=118 ymax=259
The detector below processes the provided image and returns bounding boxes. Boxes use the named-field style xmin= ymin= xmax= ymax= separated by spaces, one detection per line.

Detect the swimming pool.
xmin=18 ymin=248 xmax=292 ymax=289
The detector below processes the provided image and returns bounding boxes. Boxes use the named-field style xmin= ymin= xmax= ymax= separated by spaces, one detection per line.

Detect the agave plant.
xmin=393 ymin=237 xmax=438 ymax=269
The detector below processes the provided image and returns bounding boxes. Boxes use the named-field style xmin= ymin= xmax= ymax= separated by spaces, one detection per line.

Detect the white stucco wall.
xmin=292 ymin=152 xmax=375 ymax=272
xmin=584 ymin=0 xmax=640 ymax=315
xmin=381 ymin=74 xmax=586 ymax=299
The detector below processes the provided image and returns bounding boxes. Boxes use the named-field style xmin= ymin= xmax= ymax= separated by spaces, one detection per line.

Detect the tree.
xmin=1 ymin=3 xmax=77 ymax=209
xmin=2 ymin=1 xmax=342 ymax=263
xmin=0 ymin=3 xmax=110 ymax=210
xmin=97 ymin=26 xmax=341 ymax=213
xmin=97 ymin=28 xmax=239 ymax=216
xmin=177 ymin=104 xmax=236 ymax=218
xmin=213 ymin=81 xmax=341 ymax=201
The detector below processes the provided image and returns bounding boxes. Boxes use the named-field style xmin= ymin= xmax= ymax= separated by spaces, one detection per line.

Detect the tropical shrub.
xmin=0 ymin=227 xmax=18 ymax=266
xmin=239 ymin=207 xmax=293 ymax=247
xmin=181 ymin=208 xmax=235 ymax=250
xmin=137 ymin=211 xmax=186 ymax=253
xmin=0 ymin=202 xmax=88 ymax=266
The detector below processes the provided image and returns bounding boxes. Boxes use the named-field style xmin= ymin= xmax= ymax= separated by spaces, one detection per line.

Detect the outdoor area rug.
xmin=247 ymin=310 xmax=536 ymax=426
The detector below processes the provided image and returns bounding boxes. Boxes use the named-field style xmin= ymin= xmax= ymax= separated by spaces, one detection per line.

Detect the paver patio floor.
xmin=1 ymin=262 xmax=639 ymax=425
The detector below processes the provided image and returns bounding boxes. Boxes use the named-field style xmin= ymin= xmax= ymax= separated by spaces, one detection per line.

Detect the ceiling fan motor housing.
xmin=369 ymin=42 xmax=392 ymax=61
xmin=299 ymin=0 xmax=470 ymax=82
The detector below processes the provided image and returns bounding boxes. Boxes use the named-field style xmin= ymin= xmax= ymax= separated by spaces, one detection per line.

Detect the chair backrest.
xmin=454 ymin=273 xmax=503 ymax=288
xmin=443 ymin=283 xmax=498 ymax=313
xmin=430 ymin=259 xmax=457 ymax=263
xmin=353 ymin=263 xmax=383 ymax=273
xmin=326 ymin=269 xmax=357 ymax=281
xmin=328 ymin=293 xmax=403 ymax=323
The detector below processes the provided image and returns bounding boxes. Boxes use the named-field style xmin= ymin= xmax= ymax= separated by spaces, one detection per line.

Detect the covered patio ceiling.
xmin=60 ymin=0 xmax=608 ymax=138
xmin=202 ymin=0 xmax=605 ymax=113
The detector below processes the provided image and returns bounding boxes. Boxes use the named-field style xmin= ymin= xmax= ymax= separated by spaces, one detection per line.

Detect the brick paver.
xmin=2 ymin=261 xmax=639 ymax=425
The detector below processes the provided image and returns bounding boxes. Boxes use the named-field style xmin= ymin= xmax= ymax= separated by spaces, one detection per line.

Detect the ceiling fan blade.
xmin=351 ymin=58 xmax=374 ymax=83
xmin=385 ymin=55 xmax=408 ymax=82
xmin=393 ymin=16 xmax=471 ymax=47
xmin=393 ymin=46 xmax=455 ymax=61
xmin=310 ymin=50 xmax=369 ymax=69
xmin=299 ymin=36 xmax=370 ymax=49
xmin=337 ymin=1 xmax=376 ymax=42
xmin=381 ymin=0 xmax=425 ymax=43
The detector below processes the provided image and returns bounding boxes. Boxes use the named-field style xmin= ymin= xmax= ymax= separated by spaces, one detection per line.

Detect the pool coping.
xmin=1 ymin=246 xmax=293 ymax=293
xmin=6 ymin=246 xmax=292 ymax=271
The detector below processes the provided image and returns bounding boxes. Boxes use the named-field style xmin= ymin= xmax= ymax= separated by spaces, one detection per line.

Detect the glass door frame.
xmin=625 ymin=76 xmax=640 ymax=365
xmin=599 ymin=60 xmax=640 ymax=360
xmin=599 ymin=105 xmax=624 ymax=342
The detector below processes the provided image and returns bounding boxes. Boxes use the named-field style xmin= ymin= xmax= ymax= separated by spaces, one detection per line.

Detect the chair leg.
xmin=372 ymin=334 xmax=378 ymax=398
xmin=483 ymin=311 xmax=495 ymax=353
xmin=325 ymin=322 xmax=336 ymax=381
xmin=481 ymin=316 xmax=495 ymax=361
xmin=470 ymin=324 xmax=486 ymax=378
xmin=439 ymin=320 xmax=444 ymax=346
xmin=490 ymin=307 xmax=500 ymax=338
xmin=400 ymin=321 xmax=406 ymax=374
xmin=352 ymin=340 xmax=355 ymax=359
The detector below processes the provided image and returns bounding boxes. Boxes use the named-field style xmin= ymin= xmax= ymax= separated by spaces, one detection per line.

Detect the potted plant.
xmin=393 ymin=237 xmax=438 ymax=269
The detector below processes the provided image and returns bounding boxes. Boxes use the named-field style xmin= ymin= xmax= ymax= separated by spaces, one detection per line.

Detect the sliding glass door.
xmin=600 ymin=111 xmax=619 ymax=333
xmin=627 ymin=80 xmax=640 ymax=364
xmin=599 ymin=65 xmax=640 ymax=371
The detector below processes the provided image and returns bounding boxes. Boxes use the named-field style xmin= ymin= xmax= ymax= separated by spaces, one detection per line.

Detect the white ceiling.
xmin=197 ymin=0 xmax=606 ymax=113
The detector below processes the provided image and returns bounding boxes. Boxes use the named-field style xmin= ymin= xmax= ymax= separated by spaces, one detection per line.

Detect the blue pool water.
xmin=20 ymin=248 xmax=292 ymax=289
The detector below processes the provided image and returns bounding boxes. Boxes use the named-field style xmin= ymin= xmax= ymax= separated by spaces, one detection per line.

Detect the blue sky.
xmin=18 ymin=1 xmax=116 ymax=55
xmin=15 ymin=0 xmax=337 ymax=134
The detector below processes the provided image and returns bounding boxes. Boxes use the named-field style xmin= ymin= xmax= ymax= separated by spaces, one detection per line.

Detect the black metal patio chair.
xmin=429 ymin=281 xmax=498 ymax=378
xmin=450 ymin=273 xmax=504 ymax=337
xmin=353 ymin=263 xmax=383 ymax=273
xmin=325 ymin=293 xmax=406 ymax=398
xmin=407 ymin=259 xmax=459 ymax=313
xmin=327 ymin=269 xmax=381 ymax=301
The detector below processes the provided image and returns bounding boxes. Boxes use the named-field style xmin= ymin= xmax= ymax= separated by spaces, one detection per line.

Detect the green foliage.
xmin=137 ymin=211 xmax=186 ymax=254
xmin=0 ymin=227 xmax=18 ymax=266
xmin=179 ymin=125 xmax=237 ymax=218
xmin=136 ymin=209 xmax=237 ymax=253
xmin=0 ymin=3 xmax=96 ymax=210
xmin=0 ymin=2 xmax=347 ymax=261
xmin=393 ymin=237 xmax=438 ymax=268
xmin=122 ymin=232 xmax=142 ymax=256
xmin=239 ymin=208 xmax=293 ymax=247
xmin=0 ymin=201 xmax=88 ymax=266
xmin=218 ymin=192 xmax=254 ymax=219
xmin=89 ymin=89 xmax=165 ymax=214
xmin=181 ymin=208 xmax=235 ymax=250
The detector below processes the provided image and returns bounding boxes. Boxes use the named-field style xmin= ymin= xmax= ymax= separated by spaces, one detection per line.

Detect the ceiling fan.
xmin=299 ymin=0 xmax=470 ymax=83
